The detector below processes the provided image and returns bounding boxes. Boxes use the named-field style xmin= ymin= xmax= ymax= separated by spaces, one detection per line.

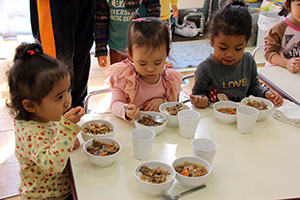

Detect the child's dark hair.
xmin=209 ymin=0 xmax=252 ymax=41
xmin=127 ymin=13 xmax=170 ymax=56
xmin=7 ymin=42 xmax=69 ymax=121
xmin=278 ymin=0 xmax=291 ymax=16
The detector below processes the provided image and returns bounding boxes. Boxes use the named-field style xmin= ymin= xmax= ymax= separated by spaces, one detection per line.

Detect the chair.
xmin=83 ymin=73 xmax=196 ymax=114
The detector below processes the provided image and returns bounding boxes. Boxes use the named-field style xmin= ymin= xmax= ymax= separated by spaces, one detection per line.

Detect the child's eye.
xmin=139 ymin=63 xmax=146 ymax=66
xmin=155 ymin=61 xmax=162 ymax=65
xmin=235 ymin=48 xmax=242 ymax=51
xmin=219 ymin=47 xmax=227 ymax=51
xmin=57 ymin=95 xmax=63 ymax=101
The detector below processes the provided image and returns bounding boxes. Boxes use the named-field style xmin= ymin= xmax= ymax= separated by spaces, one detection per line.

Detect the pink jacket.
xmin=104 ymin=59 xmax=183 ymax=119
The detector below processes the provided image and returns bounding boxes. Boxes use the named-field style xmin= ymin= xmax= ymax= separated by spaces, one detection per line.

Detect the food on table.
xmin=217 ymin=107 xmax=236 ymax=114
xmin=86 ymin=139 xmax=119 ymax=156
xmin=165 ymin=103 xmax=185 ymax=116
xmin=137 ymin=116 xmax=163 ymax=127
xmin=83 ymin=122 xmax=112 ymax=135
xmin=246 ymin=100 xmax=268 ymax=110
xmin=174 ymin=161 xmax=208 ymax=177
xmin=138 ymin=165 xmax=170 ymax=184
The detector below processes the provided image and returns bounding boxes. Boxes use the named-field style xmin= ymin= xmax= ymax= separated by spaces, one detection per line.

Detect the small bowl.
xmin=159 ymin=102 xmax=190 ymax=127
xmin=134 ymin=111 xmax=167 ymax=136
xmin=213 ymin=101 xmax=240 ymax=124
xmin=172 ymin=155 xmax=212 ymax=188
xmin=81 ymin=119 xmax=115 ymax=141
xmin=83 ymin=138 xmax=121 ymax=167
xmin=241 ymin=96 xmax=274 ymax=121
xmin=134 ymin=161 xmax=175 ymax=196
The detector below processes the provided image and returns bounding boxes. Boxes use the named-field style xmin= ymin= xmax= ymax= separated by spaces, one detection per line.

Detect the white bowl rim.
xmin=134 ymin=160 xmax=176 ymax=186
xmin=83 ymin=138 xmax=122 ymax=158
xmin=159 ymin=102 xmax=191 ymax=118
xmin=172 ymin=155 xmax=212 ymax=179
xmin=213 ymin=101 xmax=240 ymax=116
xmin=240 ymin=96 xmax=274 ymax=111
xmin=192 ymin=138 xmax=218 ymax=152
xmin=81 ymin=119 xmax=115 ymax=136
xmin=135 ymin=111 xmax=167 ymax=126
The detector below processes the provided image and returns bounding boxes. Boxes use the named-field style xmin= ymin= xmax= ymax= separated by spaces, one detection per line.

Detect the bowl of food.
xmin=213 ymin=101 xmax=240 ymax=124
xmin=159 ymin=102 xmax=190 ymax=127
xmin=81 ymin=119 xmax=115 ymax=141
xmin=134 ymin=111 xmax=167 ymax=136
xmin=134 ymin=161 xmax=176 ymax=196
xmin=241 ymin=96 xmax=274 ymax=121
xmin=83 ymin=138 xmax=121 ymax=167
xmin=172 ymin=155 xmax=212 ymax=188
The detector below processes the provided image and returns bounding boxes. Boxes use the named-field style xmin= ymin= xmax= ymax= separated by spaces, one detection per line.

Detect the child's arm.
xmin=24 ymin=117 xmax=82 ymax=174
xmin=171 ymin=0 xmax=178 ymax=18
xmin=270 ymin=55 xmax=300 ymax=73
xmin=95 ymin=0 xmax=110 ymax=67
xmin=191 ymin=64 xmax=211 ymax=108
xmin=111 ymin=87 xmax=138 ymax=120
xmin=264 ymin=90 xmax=283 ymax=107
xmin=264 ymin=21 xmax=300 ymax=73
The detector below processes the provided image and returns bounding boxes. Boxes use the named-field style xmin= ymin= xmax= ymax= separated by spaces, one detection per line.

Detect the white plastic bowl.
xmin=213 ymin=101 xmax=240 ymax=124
xmin=134 ymin=111 xmax=167 ymax=136
xmin=172 ymin=155 xmax=212 ymax=188
xmin=83 ymin=138 xmax=121 ymax=167
xmin=81 ymin=119 xmax=115 ymax=141
xmin=134 ymin=161 xmax=175 ymax=196
xmin=159 ymin=102 xmax=190 ymax=127
xmin=241 ymin=96 xmax=274 ymax=121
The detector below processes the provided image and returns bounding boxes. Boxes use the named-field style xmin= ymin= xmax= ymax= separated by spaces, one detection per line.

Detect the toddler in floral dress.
xmin=7 ymin=43 xmax=84 ymax=200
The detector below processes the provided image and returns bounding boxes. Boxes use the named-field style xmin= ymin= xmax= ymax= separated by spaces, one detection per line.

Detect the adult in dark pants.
xmin=30 ymin=0 xmax=95 ymax=107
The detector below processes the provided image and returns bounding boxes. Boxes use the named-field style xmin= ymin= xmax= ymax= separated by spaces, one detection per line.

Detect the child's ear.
xmin=22 ymin=99 xmax=37 ymax=113
xmin=209 ymin=36 xmax=214 ymax=47
xmin=126 ymin=48 xmax=133 ymax=60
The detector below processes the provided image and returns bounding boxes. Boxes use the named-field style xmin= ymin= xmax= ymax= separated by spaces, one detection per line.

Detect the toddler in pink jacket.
xmin=105 ymin=14 xmax=183 ymax=120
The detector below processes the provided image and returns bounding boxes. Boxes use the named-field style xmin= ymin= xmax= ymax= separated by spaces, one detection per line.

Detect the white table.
xmin=69 ymin=103 xmax=300 ymax=200
xmin=258 ymin=66 xmax=300 ymax=105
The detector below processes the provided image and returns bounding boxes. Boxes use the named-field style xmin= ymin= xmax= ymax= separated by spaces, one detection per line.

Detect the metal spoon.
xmin=143 ymin=113 xmax=166 ymax=124
xmin=162 ymin=184 xmax=206 ymax=200
xmin=124 ymin=106 xmax=166 ymax=124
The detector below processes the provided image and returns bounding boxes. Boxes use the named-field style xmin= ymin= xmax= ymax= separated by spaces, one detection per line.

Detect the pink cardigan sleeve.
xmin=104 ymin=60 xmax=137 ymax=120
xmin=162 ymin=67 xmax=183 ymax=101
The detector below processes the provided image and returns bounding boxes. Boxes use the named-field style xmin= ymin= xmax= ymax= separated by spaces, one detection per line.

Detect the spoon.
xmin=162 ymin=184 xmax=206 ymax=200
xmin=143 ymin=113 xmax=166 ymax=124
xmin=124 ymin=105 xmax=166 ymax=124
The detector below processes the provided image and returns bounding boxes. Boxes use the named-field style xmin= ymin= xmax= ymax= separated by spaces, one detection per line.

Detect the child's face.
xmin=128 ymin=44 xmax=167 ymax=84
xmin=210 ymin=32 xmax=247 ymax=67
xmin=33 ymin=76 xmax=72 ymax=122
xmin=289 ymin=0 xmax=300 ymax=24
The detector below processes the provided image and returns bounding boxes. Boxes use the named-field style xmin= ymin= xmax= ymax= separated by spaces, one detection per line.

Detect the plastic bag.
xmin=258 ymin=11 xmax=282 ymax=32
xmin=174 ymin=20 xmax=199 ymax=38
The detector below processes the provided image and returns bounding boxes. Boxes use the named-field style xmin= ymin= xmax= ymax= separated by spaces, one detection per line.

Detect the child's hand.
xmin=125 ymin=104 xmax=140 ymax=120
xmin=64 ymin=106 xmax=85 ymax=123
xmin=190 ymin=94 xmax=209 ymax=108
xmin=144 ymin=98 xmax=164 ymax=112
xmin=172 ymin=5 xmax=178 ymax=18
xmin=73 ymin=137 xmax=80 ymax=150
xmin=286 ymin=58 xmax=300 ymax=73
xmin=265 ymin=90 xmax=283 ymax=107
xmin=97 ymin=55 xmax=107 ymax=68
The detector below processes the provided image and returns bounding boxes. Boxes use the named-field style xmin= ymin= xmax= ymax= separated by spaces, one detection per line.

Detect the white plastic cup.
xmin=237 ymin=106 xmax=259 ymax=134
xmin=130 ymin=128 xmax=155 ymax=160
xmin=178 ymin=110 xmax=201 ymax=139
xmin=192 ymin=137 xmax=217 ymax=164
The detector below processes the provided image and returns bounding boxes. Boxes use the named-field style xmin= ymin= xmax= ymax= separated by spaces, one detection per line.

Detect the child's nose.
xmin=225 ymin=49 xmax=235 ymax=57
xmin=64 ymin=92 xmax=72 ymax=108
